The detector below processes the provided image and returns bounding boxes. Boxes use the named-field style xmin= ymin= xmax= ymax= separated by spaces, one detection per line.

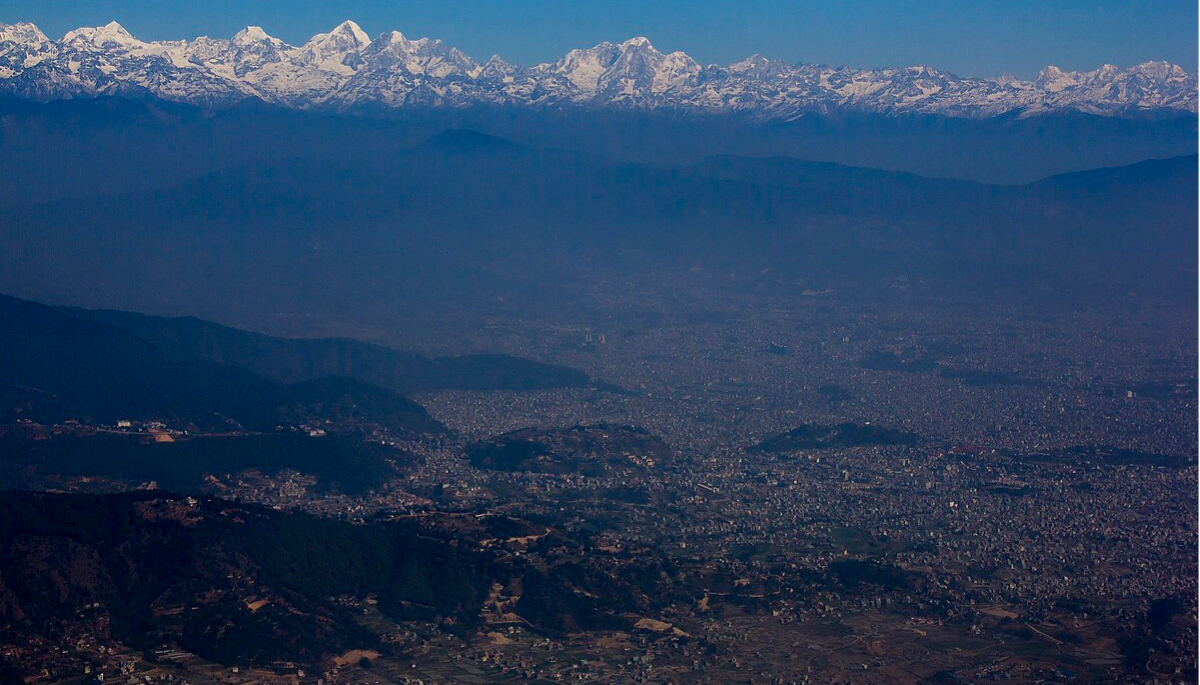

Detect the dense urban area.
xmin=2 ymin=282 xmax=1196 ymax=685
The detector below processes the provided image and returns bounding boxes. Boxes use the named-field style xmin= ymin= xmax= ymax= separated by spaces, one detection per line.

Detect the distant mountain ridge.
xmin=0 ymin=19 xmax=1194 ymax=119
xmin=58 ymin=304 xmax=598 ymax=394
xmin=0 ymin=293 xmax=599 ymax=431
xmin=0 ymin=131 xmax=1192 ymax=335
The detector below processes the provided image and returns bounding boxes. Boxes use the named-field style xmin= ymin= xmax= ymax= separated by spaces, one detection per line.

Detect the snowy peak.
xmin=231 ymin=26 xmax=286 ymax=48
xmin=62 ymin=21 xmax=143 ymax=49
xmin=728 ymin=55 xmax=788 ymax=75
xmin=0 ymin=22 xmax=49 ymax=45
xmin=360 ymin=30 xmax=477 ymax=77
xmin=1022 ymin=61 xmax=1198 ymax=114
xmin=376 ymin=29 xmax=407 ymax=44
xmin=0 ymin=19 xmax=1194 ymax=119
xmin=1132 ymin=60 xmax=1185 ymax=79
xmin=184 ymin=36 xmax=231 ymax=63
xmin=302 ymin=20 xmax=371 ymax=54
xmin=548 ymin=42 xmax=623 ymax=92
xmin=0 ymin=21 xmax=56 ymax=78
xmin=1036 ymin=65 xmax=1087 ymax=93
xmin=296 ymin=20 xmax=371 ymax=73
xmin=481 ymin=54 xmax=512 ymax=71
xmin=545 ymin=36 xmax=700 ymax=98
xmin=331 ymin=20 xmax=370 ymax=46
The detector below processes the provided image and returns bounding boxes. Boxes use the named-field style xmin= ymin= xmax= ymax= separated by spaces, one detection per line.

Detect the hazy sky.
xmin=6 ymin=0 xmax=1197 ymax=78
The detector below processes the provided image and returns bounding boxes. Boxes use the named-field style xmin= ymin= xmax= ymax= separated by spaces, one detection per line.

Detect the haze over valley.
xmin=0 ymin=6 xmax=1196 ymax=684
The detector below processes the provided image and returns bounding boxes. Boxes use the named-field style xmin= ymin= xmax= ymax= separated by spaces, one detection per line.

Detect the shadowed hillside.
xmin=0 ymin=128 xmax=1193 ymax=328
xmin=0 ymin=294 xmax=442 ymax=433
xmin=60 ymin=305 xmax=597 ymax=393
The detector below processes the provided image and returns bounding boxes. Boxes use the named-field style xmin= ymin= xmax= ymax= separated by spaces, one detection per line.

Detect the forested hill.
xmin=59 ymin=304 xmax=597 ymax=393
xmin=0 ymin=294 xmax=441 ymax=433
xmin=0 ymin=491 xmax=491 ymax=665
xmin=0 ymin=491 xmax=682 ymax=665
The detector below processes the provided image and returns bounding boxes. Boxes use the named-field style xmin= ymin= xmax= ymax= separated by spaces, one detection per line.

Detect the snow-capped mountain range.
xmin=1 ymin=20 xmax=1195 ymax=119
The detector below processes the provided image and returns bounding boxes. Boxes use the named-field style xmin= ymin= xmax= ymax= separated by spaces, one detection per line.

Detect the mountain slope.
xmin=0 ymin=97 xmax=1192 ymax=201
xmin=0 ymin=491 xmax=490 ymax=665
xmin=0 ymin=132 xmax=1192 ymax=329
xmin=0 ymin=294 xmax=443 ymax=433
xmin=0 ymin=20 xmax=1194 ymax=119
xmin=59 ymin=304 xmax=597 ymax=393
xmin=0 ymin=491 xmax=681 ymax=667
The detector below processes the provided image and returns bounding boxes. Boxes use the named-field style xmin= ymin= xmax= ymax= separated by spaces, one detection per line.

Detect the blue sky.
xmin=6 ymin=0 xmax=1197 ymax=78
